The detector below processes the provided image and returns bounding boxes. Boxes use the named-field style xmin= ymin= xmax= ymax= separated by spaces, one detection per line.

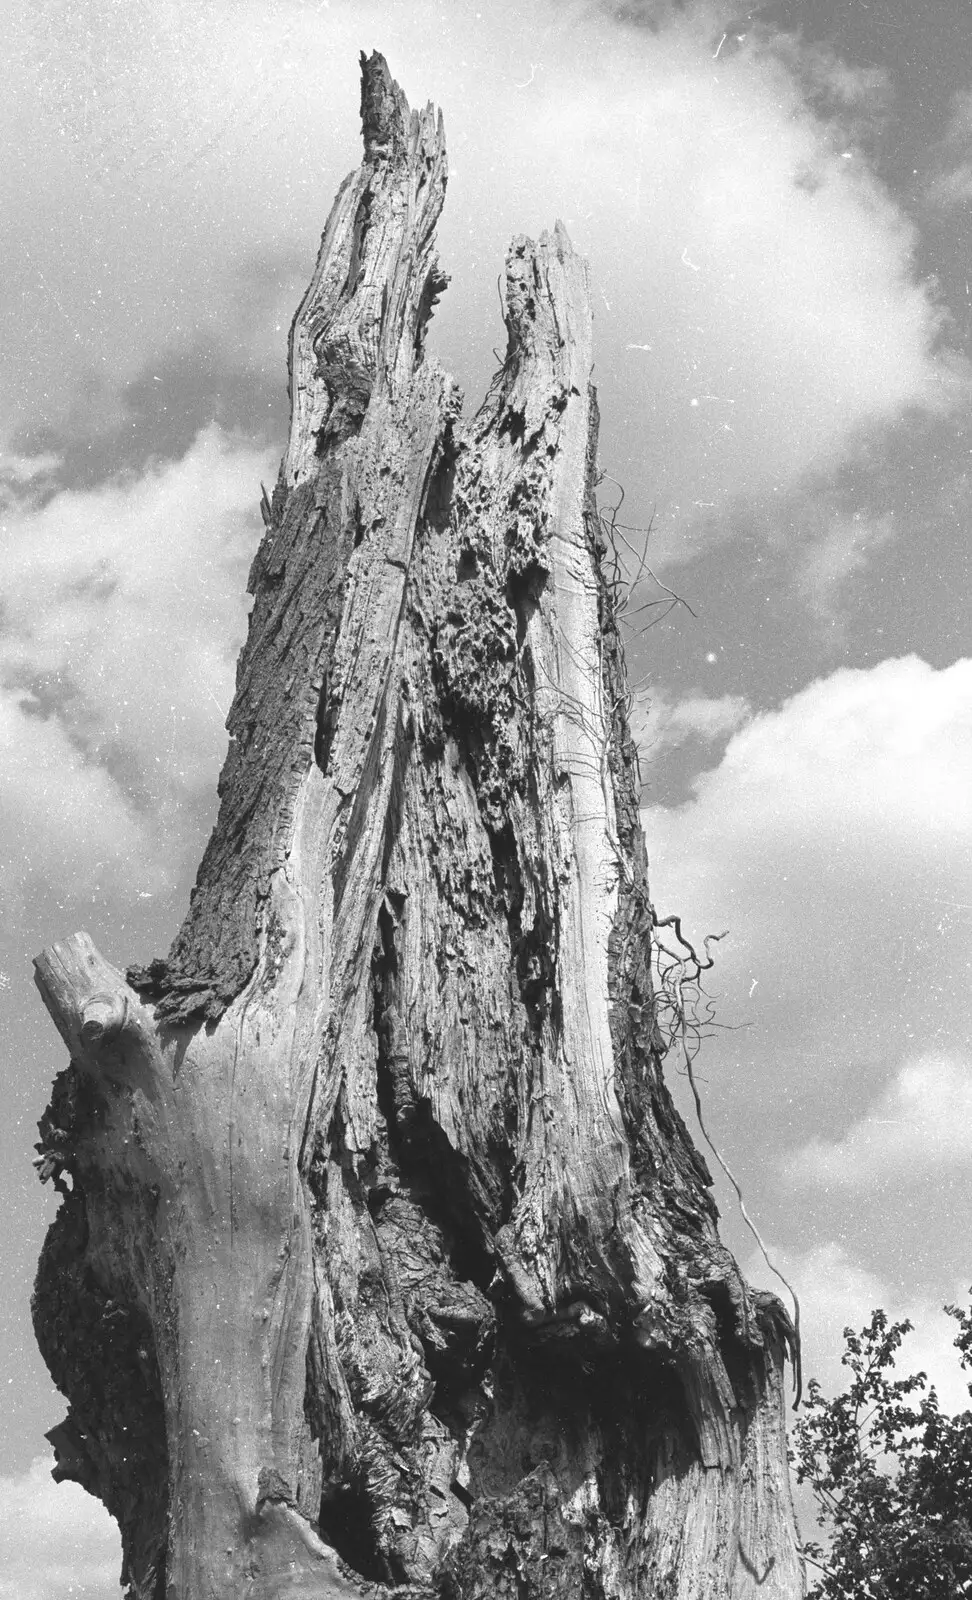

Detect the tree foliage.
xmin=794 ymin=1298 xmax=972 ymax=1597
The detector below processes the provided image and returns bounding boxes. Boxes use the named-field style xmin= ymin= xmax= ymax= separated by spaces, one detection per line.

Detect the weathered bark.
xmin=32 ymin=54 xmax=804 ymax=1600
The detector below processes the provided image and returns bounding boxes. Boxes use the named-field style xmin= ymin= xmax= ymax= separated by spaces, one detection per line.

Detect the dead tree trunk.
xmin=32 ymin=54 xmax=804 ymax=1600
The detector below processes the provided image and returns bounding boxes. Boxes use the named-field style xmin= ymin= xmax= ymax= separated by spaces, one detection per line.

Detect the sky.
xmin=2 ymin=0 xmax=971 ymax=1590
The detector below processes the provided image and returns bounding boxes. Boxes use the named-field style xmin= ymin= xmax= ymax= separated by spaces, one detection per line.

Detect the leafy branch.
xmin=794 ymin=1303 xmax=972 ymax=1597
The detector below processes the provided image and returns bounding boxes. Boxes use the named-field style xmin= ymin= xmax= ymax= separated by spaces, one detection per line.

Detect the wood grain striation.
xmin=32 ymin=52 xmax=804 ymax=1600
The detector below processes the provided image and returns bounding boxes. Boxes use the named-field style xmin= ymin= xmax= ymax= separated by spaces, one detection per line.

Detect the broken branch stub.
xmin=32 ymin=50 xmax=804 ymax=1600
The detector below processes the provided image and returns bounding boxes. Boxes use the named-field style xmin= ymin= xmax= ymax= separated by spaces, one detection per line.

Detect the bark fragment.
xmin=33 ymin=51 xmax=804 ymax=1600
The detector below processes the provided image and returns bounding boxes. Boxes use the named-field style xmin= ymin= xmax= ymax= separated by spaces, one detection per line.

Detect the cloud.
xmin=641 ymin=655 xmax=972 ymax=1147
xmin=645 ymin=653 xmax=972 ymax=893
xmin=631 ymin=689 xmax=751 ymax=756
xmin=945 ymin=86 xmax=972 ymax=141
xmin=794 ymin=511 xmax=896 ymax=623
xmin=0 ymin=1456 xmax=121 ymax=1600
xmin=2 ymin=0 xmax=959 ymax=552
xmin=0 ymin=426 xmax=270 ymax=906
xmin=925 ymin=86 xmax=972 ymax=207
xmin=795 ymin=51 xmax=889 ymax=111
xmin=759 ymin=26 xmax=892 ymax=158
xmin=751 ymin=1240 xmax=972 ymax=1549
xmin=926 ymin=163 xmax=972 ymax=208
xmin=787 ymin=1052 xmax=972 ymax=1189
xmin=0 ymin=688 xmax=166 ymax=911
xmin=0 ymin=451 xmax=61 ymax=503
xmin=745 ymin=1242 xmax=972 ymax=1417
xmin=925 ymin=89 xmax=972 ymax=205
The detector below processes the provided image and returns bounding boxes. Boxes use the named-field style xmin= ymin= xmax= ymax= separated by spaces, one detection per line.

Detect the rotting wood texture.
xmin=32 ymin=52 xmax=805 ymax=1600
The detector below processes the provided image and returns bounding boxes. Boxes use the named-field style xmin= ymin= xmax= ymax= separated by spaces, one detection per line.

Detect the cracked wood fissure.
xmin=32 ymin=52 xmax=805 ymax=1600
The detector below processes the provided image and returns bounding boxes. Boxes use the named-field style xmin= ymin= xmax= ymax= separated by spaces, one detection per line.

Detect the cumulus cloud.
xmin=787 ymin=1052 xmax=972 ymax=1189
xmin=0 ymin=426 xmax=269 ymax=906
xmin=750 ymin=1240 xmax=972 ymax=1549
xmin=0 ymin=688 xmax=166 ymax=911
xmin=2 ymin=0 xmax=959 ymax=551
xmin=641 ymin=656 xmax=972 ymax=1141
xmin=745 ymin=1241 xmax=972 ymax=1417
xmin=0 ymin=1456 xmax=120 ymax=1600
xmin=645 ymin=653 xmax=972 ymax=898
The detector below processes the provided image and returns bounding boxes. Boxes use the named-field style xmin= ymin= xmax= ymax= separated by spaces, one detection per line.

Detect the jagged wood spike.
xmin=32 ymin=50 xmax=804 ymax=1600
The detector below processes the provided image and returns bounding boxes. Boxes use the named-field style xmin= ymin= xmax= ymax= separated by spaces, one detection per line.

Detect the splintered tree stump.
xmin=32 ymin=53 xmax=804 ymax=1600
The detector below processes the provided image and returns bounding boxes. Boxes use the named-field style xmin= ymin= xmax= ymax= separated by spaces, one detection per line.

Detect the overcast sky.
xmin=3 ymin=0 xmax=971 ymax=1592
